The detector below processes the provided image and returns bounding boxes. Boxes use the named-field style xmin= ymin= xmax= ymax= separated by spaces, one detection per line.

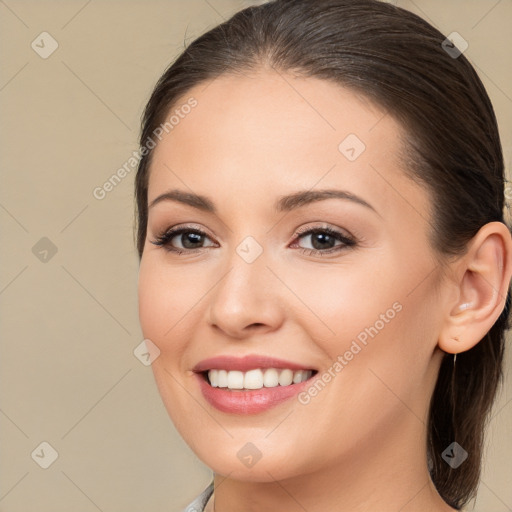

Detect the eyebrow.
xmin=148 ymin=188 xmax=377 ymax=215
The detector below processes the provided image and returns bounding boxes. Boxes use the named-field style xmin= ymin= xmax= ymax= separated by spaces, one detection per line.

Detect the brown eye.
xmin=150 ymin=227 xmax=216 ymax=254
xmin=291 ymin=226 xmax=356 ymax=257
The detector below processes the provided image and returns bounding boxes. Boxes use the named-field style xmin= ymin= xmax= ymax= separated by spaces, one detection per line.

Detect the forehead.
xmin=147 ymin=70 xmax=429 ymax=222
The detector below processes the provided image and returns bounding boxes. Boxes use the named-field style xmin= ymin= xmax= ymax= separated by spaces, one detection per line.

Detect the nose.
xmin=207 ymin=247 xmax=285 ymax=339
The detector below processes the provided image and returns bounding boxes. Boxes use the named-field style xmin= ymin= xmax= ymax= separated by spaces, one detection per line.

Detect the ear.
xmin=438 ymin=221 xmax=512 ymax=354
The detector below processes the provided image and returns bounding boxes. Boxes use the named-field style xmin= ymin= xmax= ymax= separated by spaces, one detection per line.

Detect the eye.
xmin=150 ymin=225 xmax=217 ymax=255
xmin=149 ymin=224 xmax=357 ymax=257
xmin=290 ymin=225 xmax=356 ymax=256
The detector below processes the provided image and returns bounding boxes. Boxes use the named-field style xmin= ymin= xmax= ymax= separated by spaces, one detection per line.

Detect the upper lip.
xmin=193 ymin=355 xmax=316 ymax=373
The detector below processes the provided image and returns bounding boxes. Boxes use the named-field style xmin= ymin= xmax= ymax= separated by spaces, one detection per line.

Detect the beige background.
xmin=0 ymin=1 xmax=510 ymax=511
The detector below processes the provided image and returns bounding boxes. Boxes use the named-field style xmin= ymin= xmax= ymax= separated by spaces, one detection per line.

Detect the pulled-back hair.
xmin=134 ymin=1 xmax=511 ymax=508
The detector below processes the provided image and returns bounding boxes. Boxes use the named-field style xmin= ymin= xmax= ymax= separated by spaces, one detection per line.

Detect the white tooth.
xmin=227 ymin=370 xmax=244 ymax=389
xmin=244 ymin=369 xmax=264 ymax=389
xmin=293 ymin=370 xmax=304 ymax=384
xmin=217 ymin=369 xmax=228 ymax=388
xmin=278 ymin=369 xmax=293 ymax=386
xmin=213 ymin=368 xmax=311 ymax=389
xmin=263 ymin=368 xmax=279 ymax=387
xmin=209 ymin=369 xmax=218 ymax=387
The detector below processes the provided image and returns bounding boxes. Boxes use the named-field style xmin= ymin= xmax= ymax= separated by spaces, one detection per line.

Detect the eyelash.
xmin=150 ymin=224 xmax=357 ymax=257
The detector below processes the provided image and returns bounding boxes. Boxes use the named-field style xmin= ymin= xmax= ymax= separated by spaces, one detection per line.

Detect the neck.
xmin=209 ymin=413 xmax=455 ymax=512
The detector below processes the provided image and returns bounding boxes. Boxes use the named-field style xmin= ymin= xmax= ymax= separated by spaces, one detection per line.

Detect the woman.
xmin=135 ymin=0 xmax=512 ymax=510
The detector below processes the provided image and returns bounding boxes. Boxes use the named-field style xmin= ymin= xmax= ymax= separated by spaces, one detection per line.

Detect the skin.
xmin=137 ymin=69 xmax=512 ymax=512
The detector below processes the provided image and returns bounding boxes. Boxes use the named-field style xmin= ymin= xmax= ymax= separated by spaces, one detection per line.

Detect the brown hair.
xmin=134 ymin=0 xmax=511 ymax=508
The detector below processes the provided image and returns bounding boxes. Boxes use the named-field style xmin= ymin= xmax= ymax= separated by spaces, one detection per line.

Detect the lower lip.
xmin=196 ymin=373 xmax=312 ymax=414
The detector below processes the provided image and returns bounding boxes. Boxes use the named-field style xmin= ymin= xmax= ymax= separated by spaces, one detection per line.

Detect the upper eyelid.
xmin=294 ymin=224 xmax=352 ymax=237
xmin=162 ymin=223 xmax=215 ymax=238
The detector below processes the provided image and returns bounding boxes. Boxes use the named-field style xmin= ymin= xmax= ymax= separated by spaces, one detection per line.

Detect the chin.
xmin=188 ymin=436 xmax=320 ymax=483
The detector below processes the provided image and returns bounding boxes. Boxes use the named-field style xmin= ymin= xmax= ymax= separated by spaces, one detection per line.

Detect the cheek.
xmin=138 ymin=258 xmax=167 ymax=341
xmin=320 ymin=269 xmax=441 ymax=424
xmin=137 ymin=255 xmax=207 ymax=350
xmin=295 ymin=252 xmax=439 ymax=398
xmin=137 ymin=256 xmax=205 ymax=430
xmin=283 ymin=256 xmax=396 ymax=346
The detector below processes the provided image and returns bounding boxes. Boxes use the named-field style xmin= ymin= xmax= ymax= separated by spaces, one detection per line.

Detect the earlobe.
xmin=438 ymin=222 xmax=512 ymax=355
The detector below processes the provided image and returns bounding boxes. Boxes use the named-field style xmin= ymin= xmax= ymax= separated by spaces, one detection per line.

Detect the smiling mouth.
xmin=202 ymin=368 xmax=318 ymax=391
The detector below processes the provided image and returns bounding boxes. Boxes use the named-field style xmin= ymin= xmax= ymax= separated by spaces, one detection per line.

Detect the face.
xmin=138 ymin=70 xmax=448 ymax=481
